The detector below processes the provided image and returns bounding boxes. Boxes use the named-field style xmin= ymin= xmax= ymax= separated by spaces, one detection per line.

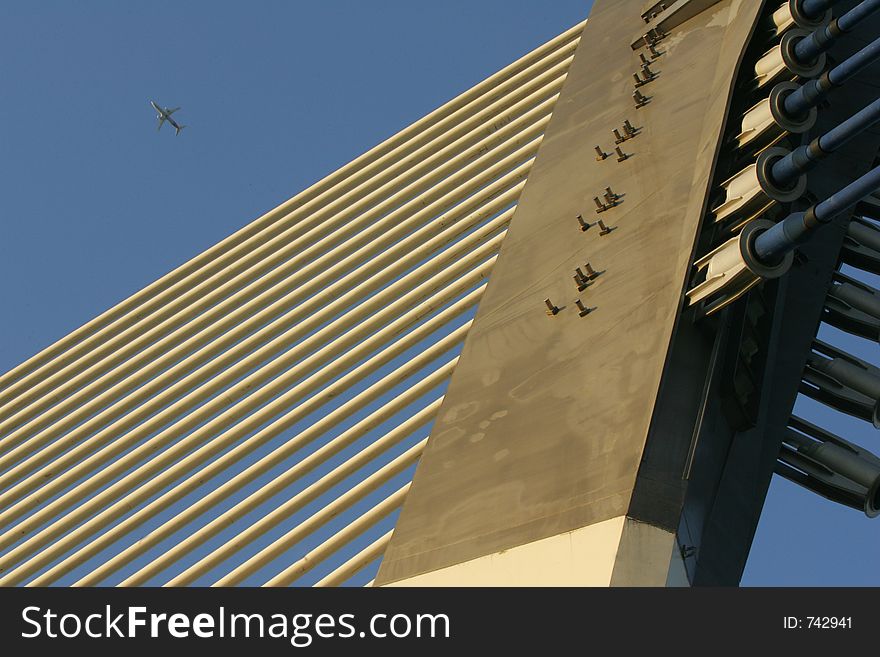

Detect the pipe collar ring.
xmin=781 ymin=29 xmax=828 ymax=79
xmin=757 ymin=146 xmax=808 ymax=202
xmin=770 ymin=81 xmax=818 ymax=133
xmin=741 ymin=219 xmax=795 ymax=277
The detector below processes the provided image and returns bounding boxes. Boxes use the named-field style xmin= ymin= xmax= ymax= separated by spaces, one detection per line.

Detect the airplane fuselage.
xmin=163 ymin=115 xmax=182 ymax=132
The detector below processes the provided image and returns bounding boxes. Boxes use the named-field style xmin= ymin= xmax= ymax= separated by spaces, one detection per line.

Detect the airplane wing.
xmin=157 ymin=115 xmax=166 ymax=131
xmin=165 ymin=107 xmax=180 ymax=115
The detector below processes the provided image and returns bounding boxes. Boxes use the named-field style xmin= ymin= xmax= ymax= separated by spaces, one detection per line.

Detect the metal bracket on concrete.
xmin=631 ymin=0 xmax=725 ymax=49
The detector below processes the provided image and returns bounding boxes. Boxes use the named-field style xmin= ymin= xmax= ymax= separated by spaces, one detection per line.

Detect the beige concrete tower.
xmin=376 ymin=0 xmax=880 ymax=586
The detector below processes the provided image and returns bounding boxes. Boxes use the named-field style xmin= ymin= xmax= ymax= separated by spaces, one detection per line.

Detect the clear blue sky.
xmin=0 ymin=1 xmax=876 ymax=586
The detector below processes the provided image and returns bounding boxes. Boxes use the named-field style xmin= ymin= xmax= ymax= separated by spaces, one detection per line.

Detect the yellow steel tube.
xmin=6 ymin=304 xmax=467 ymax=585
xmin=0 ymin=87 xmax=558 ymax=430
xmin=0 ymin=102 xmax=551 ymax=429
xmin=0 ymin=181 xmax=517 ymax=499
xmin=0 ymin=172 xmax=522 ymax=482
xmin=210 ymin=468 xmax=419 ymax=586
xmin=313 ymin=531 xmax=393 ymax=587
xmin=0 ymin=257 xmax=495 ymax=580
xmin=79 ymin=360 xmax=454 ymax=586
xmin=0 ymin=235 xmax=497 ymax=534
xmin=136 ymin=404 xmax=439 ymax=587
xmin=263 ymin=486 xmax=409 ymax=587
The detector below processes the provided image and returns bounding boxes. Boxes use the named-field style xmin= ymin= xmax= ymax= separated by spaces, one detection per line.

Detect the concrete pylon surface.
xmin=376 ymin=0 xmax=767 ymax=586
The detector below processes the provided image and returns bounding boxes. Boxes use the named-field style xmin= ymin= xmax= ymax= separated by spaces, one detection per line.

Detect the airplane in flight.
xmin=150 ymin=100 xmax=185 ymax=135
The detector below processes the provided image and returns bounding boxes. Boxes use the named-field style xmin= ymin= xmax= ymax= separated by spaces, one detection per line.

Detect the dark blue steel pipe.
xmin=838 ymin=0 xmax=880 ymax=29
xmin=754 ymin=164 xmax=880 ymax=262
xmin=821 ymin=97 xmax=880 ymax=151
xmin=794 ymin=0 xmax=880 ymax=63
xmin=771 ymin=97 xmax=880 ymax=185
xmin=815 ymin=161 xmax=880 ymax=220
xmin=784 ymin=36 xmax=880 ymax=116
xmin=800 ymin=0 xmax=838 ymax=18
xmin=753 ymin=211 xmax=812 ymax=260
